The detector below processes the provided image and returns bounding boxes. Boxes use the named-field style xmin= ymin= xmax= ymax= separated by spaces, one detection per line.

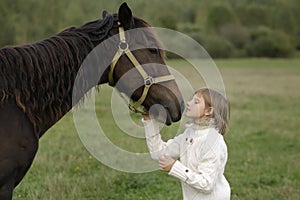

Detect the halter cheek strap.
xmin=108 ymin=24 xmax=175 ymax=113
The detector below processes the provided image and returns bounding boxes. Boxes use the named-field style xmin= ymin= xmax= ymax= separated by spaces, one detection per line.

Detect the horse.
xmin=0 ymin=3 xmax=184 ymax=199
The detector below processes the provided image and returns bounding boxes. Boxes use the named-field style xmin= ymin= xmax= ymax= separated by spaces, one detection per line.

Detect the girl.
xmin=142 ymin=88 xmax=230 ymax=200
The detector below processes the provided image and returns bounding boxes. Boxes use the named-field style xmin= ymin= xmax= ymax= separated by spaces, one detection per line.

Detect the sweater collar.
xmin=185 ymin=118 xmax=216 ymax=130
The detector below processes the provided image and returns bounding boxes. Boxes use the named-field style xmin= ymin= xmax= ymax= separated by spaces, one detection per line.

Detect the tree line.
xmin=1 ymin=0 xmax=299 ymax=58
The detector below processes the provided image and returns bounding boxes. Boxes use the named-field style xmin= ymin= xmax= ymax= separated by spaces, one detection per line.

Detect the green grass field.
xmin=14 ymin=58 xmax=300 ymax=200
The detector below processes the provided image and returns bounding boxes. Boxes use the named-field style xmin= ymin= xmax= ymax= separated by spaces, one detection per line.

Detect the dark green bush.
xmin=206 ymin=3 xmax=237 ymax=33
xmin=248 ymin=26 xmax=273 ymax=41
xmin=202 ymin=35 xmax=234 ymax=58
xmin=237 ymin=4 xmax=271 ymax=27
xmin=220 ymin=24 xmax=250 ymax=49
xmin=246 ymin=30 xmax=295 ymax=57
xmin=188 ymin=31 xmax=206 ymax=45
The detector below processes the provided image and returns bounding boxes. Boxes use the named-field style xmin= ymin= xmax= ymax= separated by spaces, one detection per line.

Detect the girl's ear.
xmin=205 ymin=107 xmax=214 ymax=117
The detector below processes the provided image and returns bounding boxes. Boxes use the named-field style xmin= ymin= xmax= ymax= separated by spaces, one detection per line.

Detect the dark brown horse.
xmin=0 ymin=3 xmax=184 ymax=199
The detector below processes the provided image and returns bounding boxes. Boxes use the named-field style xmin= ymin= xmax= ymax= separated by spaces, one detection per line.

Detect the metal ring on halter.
xmin=144 ymin=76 xmax=154 ymax=87
xmin=119 ymin=42 xmax=129 ymax=51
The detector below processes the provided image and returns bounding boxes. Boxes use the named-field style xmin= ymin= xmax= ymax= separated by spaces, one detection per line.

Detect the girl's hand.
xmin=158 ymin=155 xmax=176 ymax=172
xmin=142 ymin=113 xmax=151 ymax=120
xmin=142 ymin=108 xmax=151 ymax=121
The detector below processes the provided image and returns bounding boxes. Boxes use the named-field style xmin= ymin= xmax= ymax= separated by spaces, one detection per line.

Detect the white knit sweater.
xmin=142 ymin=119 xmax=230 ymax=200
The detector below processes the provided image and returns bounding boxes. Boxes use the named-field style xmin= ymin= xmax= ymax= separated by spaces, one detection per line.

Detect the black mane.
xmin=0 ymin=14 xmax=116 ymax=134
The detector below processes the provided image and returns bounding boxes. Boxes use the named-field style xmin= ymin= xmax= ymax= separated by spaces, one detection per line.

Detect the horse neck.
xmin=2 ymin=30 xmax=109 ymax=137
xmin=37 ymin=29 xmax=113 ymax=137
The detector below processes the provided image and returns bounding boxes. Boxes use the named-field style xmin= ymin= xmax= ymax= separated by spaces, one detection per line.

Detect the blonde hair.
xmin=195 ymin=88 xmax=230 ymax=135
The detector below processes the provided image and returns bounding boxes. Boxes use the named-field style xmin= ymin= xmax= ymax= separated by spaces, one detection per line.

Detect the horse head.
xmin=102 ymin=3 xmax=184 ymax=125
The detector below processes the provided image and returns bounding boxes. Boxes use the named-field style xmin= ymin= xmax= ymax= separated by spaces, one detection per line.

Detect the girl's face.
xmin=185 ymin=93 xmax=207 ymax=120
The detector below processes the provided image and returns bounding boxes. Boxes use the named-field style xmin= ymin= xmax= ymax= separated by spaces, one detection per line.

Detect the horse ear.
xmin=102 ymin=10 xmax=109 ymax=18
xmin=118 ymin=2 xmax=133 ymax=29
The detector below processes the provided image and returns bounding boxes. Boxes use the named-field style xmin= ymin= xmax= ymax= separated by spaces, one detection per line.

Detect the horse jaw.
xmin=148 ymin=104 xmax=172 ymax=125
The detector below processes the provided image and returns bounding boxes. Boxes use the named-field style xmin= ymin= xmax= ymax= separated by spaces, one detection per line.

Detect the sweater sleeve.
xmin=142 ymin=118 xmax=182 ymax=160
xmin=169 ymin=138 xmax=225 ymax=193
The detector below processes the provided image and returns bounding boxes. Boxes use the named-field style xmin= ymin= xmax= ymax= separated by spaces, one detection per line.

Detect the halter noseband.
xmin=108 ymin=23 xmax=175 ymax=114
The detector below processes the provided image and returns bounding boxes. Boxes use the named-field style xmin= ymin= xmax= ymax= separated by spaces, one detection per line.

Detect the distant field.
xmin=14 ymin=58 xmax=300 ymax=200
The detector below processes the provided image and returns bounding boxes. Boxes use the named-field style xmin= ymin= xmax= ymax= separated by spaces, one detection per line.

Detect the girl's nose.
xmin=186 ymin=100 xmax=191 ymax=107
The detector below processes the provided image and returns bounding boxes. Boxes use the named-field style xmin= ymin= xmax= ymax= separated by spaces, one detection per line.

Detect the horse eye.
xmin=149 ymin=48 xmax=159 ymax=55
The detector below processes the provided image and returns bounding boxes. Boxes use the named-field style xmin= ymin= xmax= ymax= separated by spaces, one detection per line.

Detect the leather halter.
xmin=108 ymin=23 xmax=175 ymax=114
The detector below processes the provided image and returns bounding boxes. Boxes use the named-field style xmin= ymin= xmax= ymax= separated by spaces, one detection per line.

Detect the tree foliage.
xmin=1 ymin=0 xmax=299 ymax=58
